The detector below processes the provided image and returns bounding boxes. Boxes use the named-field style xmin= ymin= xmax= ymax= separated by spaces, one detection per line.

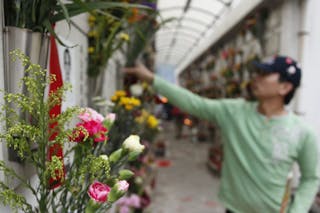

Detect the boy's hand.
xmin=123 ymin=63 xmax=154 ymax=84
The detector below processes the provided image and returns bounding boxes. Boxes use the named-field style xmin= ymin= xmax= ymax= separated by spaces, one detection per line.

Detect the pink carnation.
xmin=127 ymin=194 xmax=141 ymax=208
xmin=119 ymin=205 xmax=130 ymax=213
xmin=72 ymin=120 xmax=108 ymax=143
xmin=79 ymin=108 xmax=104 ymax=123
xmin=116 ymin=194 xmax=141 ymax=209
xmin=88 ymin=181 xmax=111 ymax=203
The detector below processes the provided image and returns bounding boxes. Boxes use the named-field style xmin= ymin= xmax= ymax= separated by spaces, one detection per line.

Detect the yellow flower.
xmin=111 ymin=95 xmax=118 ymax=102
xmin=88 ymin=31 xmax=98 ymax=37
xmin=135 ymin=116 xmax=144 ymax=124
xmin=125 ymin=105 xmax=133 ymax=111
xmin=141 ymin=110 xmax=149 ymax=118
xmin=119 ymin=97 xmax=126 ymax=106
xmin=130 ymin=98 xmax=141 ymax=107
xmin=119 ymin=33 xmax=130 ymax=42
xmin=135 ymin=110 xmax=148 ymax=124
xmin=147 ymin=115 xmax=158 ymax=129
xmin=142 ymin=82 xmax=149 ymax=90
xmin=115 ymin=90 xmax=126 ymax=97
xmin=88 ymin=15 xmax=96 ymax=23
xmin=88 ymin=47 xmax=95 ymax=54
xmin=88 ymin=21 xmax=95 ymax=28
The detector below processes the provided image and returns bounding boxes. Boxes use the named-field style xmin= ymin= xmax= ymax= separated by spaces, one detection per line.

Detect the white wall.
xmin=298 ymin=0 xmax=320 ymax=140
xmin=280 ymin=0 xmax=301 ymax=59
xmin=55 ymin=14 xmax=90 ymax=108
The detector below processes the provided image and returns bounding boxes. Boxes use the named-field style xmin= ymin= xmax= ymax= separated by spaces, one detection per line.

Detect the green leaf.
xmin=107 ymin=188 xmax=122 ymax=203
xmin=52 ymin=2 xmax=150 ymax=23
xmin=57 ymin=0 xmax=71 ymax=29
xmin=43 ymin=19 xmax=75 ymax=48
xmin=85 ymin=199 xmax=101 ymax=213
xmin=118 ymin=169 xmax=134 ymax=180
xmin=109 ymin=148 xmax=123 ymax=163
xmin=128 ymin=151 xmax=140 ymax=161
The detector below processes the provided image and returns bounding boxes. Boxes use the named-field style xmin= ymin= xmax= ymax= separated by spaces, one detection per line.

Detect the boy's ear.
xmin=279 ymin=82 xmax=293 ymax=96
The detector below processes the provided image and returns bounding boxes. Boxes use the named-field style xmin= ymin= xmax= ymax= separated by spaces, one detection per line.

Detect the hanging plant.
xmin=4 ymin=0 xmax=147 ymax=44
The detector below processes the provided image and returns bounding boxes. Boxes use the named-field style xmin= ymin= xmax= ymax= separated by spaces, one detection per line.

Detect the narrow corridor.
xmin=148 ymin=121 xmax=225 ymax=213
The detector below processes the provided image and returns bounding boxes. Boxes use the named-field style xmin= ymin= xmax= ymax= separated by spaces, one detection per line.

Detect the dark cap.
xmin=253 ymin=55 xmax=302 ymax=88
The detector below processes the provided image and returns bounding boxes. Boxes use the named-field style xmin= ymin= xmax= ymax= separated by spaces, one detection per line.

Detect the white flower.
xmin=99 ymin=154 xmax=109 ymax=161
xmin=130 ymin=84 xmax=143 ymax=97
xmin=122 ymin=135 xmax=144 ymax=153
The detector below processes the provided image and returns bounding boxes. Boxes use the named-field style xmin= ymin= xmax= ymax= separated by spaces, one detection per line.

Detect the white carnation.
xmin=130 ymin=84 xmax=143 ymax=97
xmin=122 ymin=135 xmax=144 ymax=153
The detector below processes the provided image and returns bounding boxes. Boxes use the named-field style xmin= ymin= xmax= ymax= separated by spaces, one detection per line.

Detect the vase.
xmin=3 ymin=26 xmax=50 ymax=162
xmin=3 ymin=26 xmax=50 ymax=93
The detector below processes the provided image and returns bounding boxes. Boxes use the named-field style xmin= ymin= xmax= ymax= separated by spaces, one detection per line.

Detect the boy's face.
xmin=251 ymin=71 xmax=290 ymax=101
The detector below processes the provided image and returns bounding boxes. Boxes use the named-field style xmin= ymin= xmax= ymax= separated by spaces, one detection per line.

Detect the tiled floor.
xmin=148 ymin=122 xmax=225 ymax=213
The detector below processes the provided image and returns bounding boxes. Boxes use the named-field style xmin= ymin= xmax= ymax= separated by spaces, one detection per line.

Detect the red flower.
xmin=71 ymin=125 xmax=87 ymax=142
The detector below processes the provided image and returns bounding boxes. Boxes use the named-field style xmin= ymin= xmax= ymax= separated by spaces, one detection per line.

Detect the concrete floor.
xmin=148 ymin=121 xmax=225 ymax=213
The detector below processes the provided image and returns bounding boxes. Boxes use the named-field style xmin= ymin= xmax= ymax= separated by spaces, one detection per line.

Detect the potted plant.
xmin=2 ymin=0 xmax=148 ymax=100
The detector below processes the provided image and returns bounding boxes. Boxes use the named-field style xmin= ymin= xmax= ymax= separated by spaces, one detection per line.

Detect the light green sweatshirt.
xmin=153 ymin=76 xmax=319 ymax=213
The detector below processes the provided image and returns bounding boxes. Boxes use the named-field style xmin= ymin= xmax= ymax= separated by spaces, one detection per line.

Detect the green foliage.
xmin=3 ymin=0 xmax=145 ymax=33
xmin=3 ymin=0 xmax=148 ymax=45
xmin=0 ymin=183 xmax=32 ymax=213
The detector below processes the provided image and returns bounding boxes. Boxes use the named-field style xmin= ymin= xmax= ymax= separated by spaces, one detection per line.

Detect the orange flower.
xmin=128 ymin=8 xmax=140 ymax=23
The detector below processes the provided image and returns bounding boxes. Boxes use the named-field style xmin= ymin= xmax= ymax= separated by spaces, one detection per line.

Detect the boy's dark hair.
xmin=279 ymin=75 xmax=296 ymax=105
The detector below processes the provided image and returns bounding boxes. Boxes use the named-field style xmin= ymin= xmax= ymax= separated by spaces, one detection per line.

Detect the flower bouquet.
xmin=107 ymin=90 xmax=142 ymax=154
xmin=0 ymin=50 xmax=145 ymax=212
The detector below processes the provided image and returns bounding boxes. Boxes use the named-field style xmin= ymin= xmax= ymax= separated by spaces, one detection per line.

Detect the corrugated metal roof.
xmin=155 ymin=0 xmax=234 ymax=72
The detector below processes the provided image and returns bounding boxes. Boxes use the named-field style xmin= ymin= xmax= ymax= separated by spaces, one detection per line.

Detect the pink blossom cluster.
xmin=116 ymin=194 xmax=141 ymax=213
xmin=73 ymin=108 xmax=111 ymax=143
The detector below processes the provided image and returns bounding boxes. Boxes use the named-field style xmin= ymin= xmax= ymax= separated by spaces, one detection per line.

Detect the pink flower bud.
xmin=105 ymin=113 xmax=116 ymax=122
xmin=116 ymin=180 xmax=129 ymax=192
